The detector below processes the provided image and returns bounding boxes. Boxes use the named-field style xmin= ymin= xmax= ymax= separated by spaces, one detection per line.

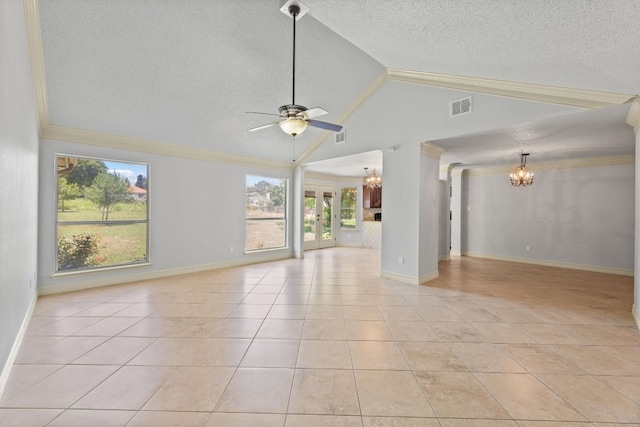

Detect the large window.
xmin=246 ymin=175 xmax=288 ymax=251
xmin=56 ymin=155 xmax=148 ymax=272
xmin=340 ymin=186 xmax=357 ymax=229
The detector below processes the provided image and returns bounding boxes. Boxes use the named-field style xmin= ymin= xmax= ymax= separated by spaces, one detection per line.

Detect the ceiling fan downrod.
xmin=289 ymin=5 xmax=300 ymax=106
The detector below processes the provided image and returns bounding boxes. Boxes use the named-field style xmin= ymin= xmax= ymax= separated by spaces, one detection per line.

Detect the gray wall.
xmin=0 ymin=0 xmax=40 ymax=390
xmin=453 ymin=162 xmax=634 ymax=273
xmin=381 ymin=143 xmax=421 ymax=280
xmin=38 ymin=140 xmax=294 ymax=293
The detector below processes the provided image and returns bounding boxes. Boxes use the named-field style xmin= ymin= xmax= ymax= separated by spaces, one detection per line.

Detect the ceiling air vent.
xmin=450 ymin=96 xmax=472 ymax=117
xmin=335 ymin=130 xmax=346 ymax=144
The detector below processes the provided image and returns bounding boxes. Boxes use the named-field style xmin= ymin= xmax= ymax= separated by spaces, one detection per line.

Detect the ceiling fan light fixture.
xmin=279 ymin=117 xmax=308 ymax=137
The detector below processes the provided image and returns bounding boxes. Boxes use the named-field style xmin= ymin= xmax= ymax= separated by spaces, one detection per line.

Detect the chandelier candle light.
xmin=509 ymin=152 xmax=534 ymax=187
xmin=364 ymin=167 xmax=382 ymax=188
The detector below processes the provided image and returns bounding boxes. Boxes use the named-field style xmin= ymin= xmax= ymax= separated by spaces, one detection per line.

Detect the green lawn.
xmin=57 ymin=198 xmax=147 ymax=269
xmin=58 ymin=198 xmax=146 ymax=222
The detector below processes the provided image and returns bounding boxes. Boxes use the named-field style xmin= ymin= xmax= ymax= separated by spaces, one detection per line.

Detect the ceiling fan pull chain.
xmin=292 ymin=136 xmax=296 ymax=162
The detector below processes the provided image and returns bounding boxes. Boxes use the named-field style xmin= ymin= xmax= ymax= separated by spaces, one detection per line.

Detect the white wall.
xmin=635 ymin=131 xmax=640 ymax=324
xmin=381 ymin=143 xmax=421 ymax=280
xmin=38 ymin=140 xmax=294 ymax=292
xmin=0 ymin=0 xmax=40 ymax=393
xmin=454 ymin=162 xmax=634 ymax=274
xmin=307 ymin=81 xmax=580 ymax=165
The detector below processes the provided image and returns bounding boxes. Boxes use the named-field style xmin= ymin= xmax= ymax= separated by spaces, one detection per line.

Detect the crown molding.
xmin=296 ymin=69 xmax=389 ymax=164
xmin=453 ymin=154 xmax=635 ymax=176
xmin=388 ymin=69 xmax=634 ymax=109
xmin=421 ymin=142 xmax=445 ymax=159
xmin=23 ymin=0 xmax=49 ymax=133
xmin=626 ymin=96 xmax=640 ymax=133
xmin=41 ymin=124 xmax=293 ymax=172
xmin=451 ymin=169 xmax=471 ymax=178
xmin=439 ymin=163 xmax=460 ymax=179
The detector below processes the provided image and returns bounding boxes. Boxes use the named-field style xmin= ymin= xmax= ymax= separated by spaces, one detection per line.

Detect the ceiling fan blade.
xmin=249 ymin=122 xmax=279 ymax=132
xmin=307 ymin=120 xmax=343 ymax=132
xmin=246 ymin=111 xmax=283 ymax=117
xmin=300 ymin=107 xmax=328 ymax=119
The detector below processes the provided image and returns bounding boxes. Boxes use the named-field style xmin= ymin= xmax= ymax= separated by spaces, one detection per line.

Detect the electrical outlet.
xmin=229 ymin=246 xmax=234 ymax=253
xmin=525 ymin=245 xmax=531 ymax=252
xmin=398 ymin=256 xmax=404 ymax=264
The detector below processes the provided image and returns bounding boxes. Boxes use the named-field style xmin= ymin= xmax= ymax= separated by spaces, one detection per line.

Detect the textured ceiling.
xmin=305 ymin=0 xmax=640 ymax=94
xmin=36 ymin=0 xmax=638 ymax=174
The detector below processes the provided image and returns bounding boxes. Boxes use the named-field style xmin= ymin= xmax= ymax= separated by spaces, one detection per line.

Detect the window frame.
xmin=339 ymin=186 xmax=359 ymax=230
xmin=54 ymin=154 xmax=150 ymax=274
xmin=245 ymin=174 xmax=289 ymax=252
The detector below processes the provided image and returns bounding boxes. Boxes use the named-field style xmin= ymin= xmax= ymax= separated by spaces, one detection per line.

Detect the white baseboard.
xmin=39 ymin=251 xmax=294 ymax=296
xmin=633 ymin=304 xmax=640 ymax=332
xmin=380 ymin=269 xmax=439 ymax=285
xmin=337 ymin=242 xmax=364 ymax=248
xmin=0 ymin=291 xmax=38 ymax=400
xmin=454 ymin=251 xmax=633 ymax=276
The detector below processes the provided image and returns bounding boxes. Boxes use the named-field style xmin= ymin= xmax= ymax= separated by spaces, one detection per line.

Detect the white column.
xmin=417 ymin=143 xmax=446 ymax=282
xmin=380 ymin=143 xmax=421 ymax=283
xmin=626 ymin=97 xmax=640 ymax=329
xmin=292 ymin=164 xmax=305 ymax=259
xmin=380 ymin=142 xmax=444 ymax=285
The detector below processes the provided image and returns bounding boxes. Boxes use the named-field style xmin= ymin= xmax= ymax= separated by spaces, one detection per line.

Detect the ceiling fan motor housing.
xmin=279 ymin=104 xmax=307 ymax=118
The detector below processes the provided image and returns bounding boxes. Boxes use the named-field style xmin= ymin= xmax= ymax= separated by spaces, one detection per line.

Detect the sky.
xmin=105 ymin=161 xmax=147 ymax=185
xmin=246 ymin=175 xmax=286 ymax=188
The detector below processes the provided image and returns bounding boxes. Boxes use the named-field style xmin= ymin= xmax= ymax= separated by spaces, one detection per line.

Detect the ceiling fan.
xmin=247 ymin=2 xmax=342 ymax=138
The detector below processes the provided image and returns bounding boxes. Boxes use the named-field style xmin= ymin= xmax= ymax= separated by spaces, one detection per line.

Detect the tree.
xmin=64 ymin=158 xmax=108 ymax=189
xmin=84 ymin=173 xmax=133 ymax=220
xmin=341 ymin=187 xmax=357 ymax=209
xmin=269 ymin=181 xmax=285 ymax=208
xmin=135 ymin=174 xmax=147 ymax=189
xmin=57 ymin=176 xmax=81 ymax=212
xmin=248 ymin=180 xmax=285 ymax=208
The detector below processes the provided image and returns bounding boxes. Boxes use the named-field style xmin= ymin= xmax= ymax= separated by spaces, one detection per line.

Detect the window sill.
xmin=51 ymin=262 xmax=152 ymax=278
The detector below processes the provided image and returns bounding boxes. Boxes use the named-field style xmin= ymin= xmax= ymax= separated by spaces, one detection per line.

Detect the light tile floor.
xmin=1 ymin=248 xmax=639 ymax=426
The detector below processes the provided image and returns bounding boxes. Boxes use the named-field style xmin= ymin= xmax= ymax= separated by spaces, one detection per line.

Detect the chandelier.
xmin=364 ymin=167 xmax=382 ymax=188
xmin=509 ymin=152 xmax=534 ymax=187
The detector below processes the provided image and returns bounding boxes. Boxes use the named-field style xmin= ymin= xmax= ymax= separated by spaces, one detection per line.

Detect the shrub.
xmin=58 ymin=233 xmax=100 ymax=270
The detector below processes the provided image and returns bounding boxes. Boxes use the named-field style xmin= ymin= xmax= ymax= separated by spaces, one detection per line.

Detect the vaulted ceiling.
xmin=32 ymin=0 xmax=638 ymax=176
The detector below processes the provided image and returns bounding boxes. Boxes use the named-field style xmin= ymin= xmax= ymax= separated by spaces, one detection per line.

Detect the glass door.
xmin=304 ymin=186 xmax=336 ymax=250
